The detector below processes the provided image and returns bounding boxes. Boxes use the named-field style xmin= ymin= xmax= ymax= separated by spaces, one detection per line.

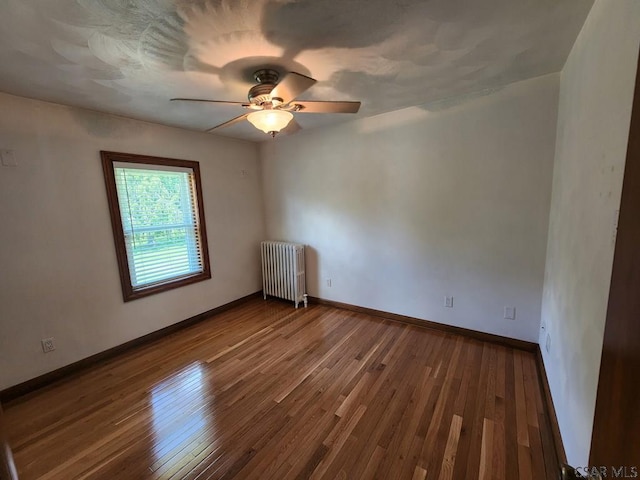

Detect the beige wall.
xmin=539 ymin=0 xmax=640 ymax=466
xmin=261 ymin=74 xmax=559 ymax=342
xmin=0 ymin=93 xmax=265 ymax=390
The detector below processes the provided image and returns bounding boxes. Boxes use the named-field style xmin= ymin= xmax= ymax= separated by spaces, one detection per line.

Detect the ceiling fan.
xmin=171 ymin=69 xmax=361 ymax=137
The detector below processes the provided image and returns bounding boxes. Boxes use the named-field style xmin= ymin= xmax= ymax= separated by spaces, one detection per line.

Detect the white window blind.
xmin=113 ymin=162 xmax=205 ymax=290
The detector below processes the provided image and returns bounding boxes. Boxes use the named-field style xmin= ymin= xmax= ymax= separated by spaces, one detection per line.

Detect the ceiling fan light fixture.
xmin=247 ymin=109 xmax=293 ymax=134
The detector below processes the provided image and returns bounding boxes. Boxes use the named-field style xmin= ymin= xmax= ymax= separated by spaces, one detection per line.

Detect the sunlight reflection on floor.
xmin=149 ymin=362 xmax=213 ymax=470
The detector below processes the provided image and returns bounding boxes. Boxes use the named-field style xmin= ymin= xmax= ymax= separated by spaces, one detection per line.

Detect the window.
xmin=101 ymin=151 xmax=211 ymax=301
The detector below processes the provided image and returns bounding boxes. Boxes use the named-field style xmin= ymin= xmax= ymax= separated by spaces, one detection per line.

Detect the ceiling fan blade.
xmin=171 ymin=98 xmax=249 ymax=107
xmin=291 ymin=100 xmax=361 ymax=114
xmin=206 ymin=113 xmax=249 ymax=132
xmin=270 ymin=72 xmax=317 ymax=104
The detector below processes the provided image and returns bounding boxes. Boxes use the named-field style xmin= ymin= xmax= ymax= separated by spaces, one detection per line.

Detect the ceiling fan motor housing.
xmin=248 ymin=69 xmax=282 ymax=106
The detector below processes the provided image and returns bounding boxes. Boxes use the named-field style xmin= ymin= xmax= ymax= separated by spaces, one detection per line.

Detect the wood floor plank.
xmin=492 ymin=395 xmax=507 ymax=480
xmin=438 ymin=414 xmax=463 ymax=480
xmin=386 ymin=366 xmax=435 ymax=480
xmin=360 ymin=444 xmax=386 ymax=480
xmin=479 ymin=418 xmax=494 ymax=480
xmin=3 ymin=298 xmax=559 ymax=479
xmin=513 ymin=351 xmax=530 ymax=448
xmin=418 ymin=337 xmax=464 ymax=477
xmin=518 ymin=444 xmax=534 ymax=480
xmin=504 ymin=349 xmax=520 ymax=479
xmin=412 ymin=465 xmax=427 ymax=480
xmin=456 ymin=341 xmax=488 ymax=480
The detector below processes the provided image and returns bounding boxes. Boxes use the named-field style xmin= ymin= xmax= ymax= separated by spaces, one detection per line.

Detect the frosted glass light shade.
xmin=247 ymin=110 xmax=293 ymax=134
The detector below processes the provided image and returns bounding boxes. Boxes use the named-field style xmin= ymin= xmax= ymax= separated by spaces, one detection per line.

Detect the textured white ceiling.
xmin=0 ymin=0 xmax=593 ymax=141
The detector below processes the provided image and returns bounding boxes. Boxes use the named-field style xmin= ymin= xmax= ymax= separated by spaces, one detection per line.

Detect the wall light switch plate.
xmin=504 ymin=307 xmax=516 ymax=320
xmin=444 ymin=296 xmax=454 ymax=308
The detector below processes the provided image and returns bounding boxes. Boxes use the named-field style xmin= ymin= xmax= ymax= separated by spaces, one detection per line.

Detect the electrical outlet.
xmin=41 ymin=337 xmax=55 ymax=353
xmin=504 ymin=307 xmax=516 ymax=320
xmin=444 ymin=296 xmax=454 ymax=308
xmin=1 ymin=149 xmax=17 ymax=167
xmin=545 ymin=333 xmax=551 ymax=353
xmin=326 ymin=278 xmax=332 ymax=287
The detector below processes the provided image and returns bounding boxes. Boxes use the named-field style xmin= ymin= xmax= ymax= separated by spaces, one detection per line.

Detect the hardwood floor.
xmin=3 ymin=299 xmax=557 ymax=479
